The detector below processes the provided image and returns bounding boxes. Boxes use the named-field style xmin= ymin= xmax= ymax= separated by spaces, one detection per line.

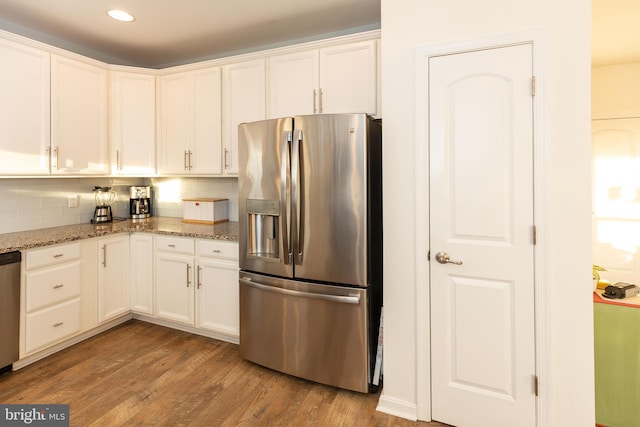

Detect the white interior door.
xmin=429 ymin=44 xmax=536 ymax=427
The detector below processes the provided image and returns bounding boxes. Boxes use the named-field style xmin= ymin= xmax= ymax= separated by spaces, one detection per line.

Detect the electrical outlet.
xmin=68 ymin=195 xmax=79 ymax=208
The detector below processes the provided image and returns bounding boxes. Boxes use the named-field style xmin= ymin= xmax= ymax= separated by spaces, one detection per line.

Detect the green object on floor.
xmin=594 ymin=301 xmax=640 ymax=427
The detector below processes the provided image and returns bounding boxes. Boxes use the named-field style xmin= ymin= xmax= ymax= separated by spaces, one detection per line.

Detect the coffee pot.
xmin=91 ymin=186 xmax=116 ymax=224
xmin=129 ymin=186 xmax=152 ymax=219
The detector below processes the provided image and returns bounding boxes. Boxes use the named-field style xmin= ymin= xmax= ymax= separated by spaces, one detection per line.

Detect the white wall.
xmin=592 ymin=62 xmax=640 ymax=118
xmin=380 ymin=1 xmax=593 ymax=425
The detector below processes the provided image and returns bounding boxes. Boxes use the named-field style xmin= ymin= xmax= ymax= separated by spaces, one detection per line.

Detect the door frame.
xmin=414 ymin=29 xmax=550 ymax=425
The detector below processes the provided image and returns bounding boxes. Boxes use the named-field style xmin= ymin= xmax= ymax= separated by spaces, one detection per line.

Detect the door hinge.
xmin=534 ymin=375 xmax=539 ymax=396
xmin=532 ymin=225 xmax=537 ymax=245
xmin=532 ymin=76 xmax=536 ymax=97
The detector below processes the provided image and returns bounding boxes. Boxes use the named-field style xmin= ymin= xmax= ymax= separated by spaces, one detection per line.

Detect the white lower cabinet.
xmin=23 ymin=242 xmax=83 ymax=356
xmin=130 ymin=234 xmax=154 ymax=315
xmin=155 ymin=236 xmax=196 ymax=324
xmin=154 ymin=235 xmax=239 ymax=339
xmin=98 ymin=235 xmax=130 ymax=322
xmin=25 ymin=298 xmax=81 ymax=354
xmin=19 ymin=233 xmax=239 ymax=363
xmin=196 ymin=240 xmax=239 ymax=337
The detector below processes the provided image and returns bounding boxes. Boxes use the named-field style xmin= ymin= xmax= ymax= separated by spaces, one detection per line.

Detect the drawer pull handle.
xmin=168 ymin=244 xmax=176 ymax=248
xmin=213 ymin=250 xmax=221 ymax=253
xmin=53 ymin=254 xmax=64 ymax=258
xmin=53 ymin=322 xmax=64 ymax=327
xmin=53 ymin=284 xmax=64 ymax=289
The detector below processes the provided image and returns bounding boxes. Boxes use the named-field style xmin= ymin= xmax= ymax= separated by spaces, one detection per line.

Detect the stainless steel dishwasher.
xmin=0 ymin=251 xmax=21 ymax=374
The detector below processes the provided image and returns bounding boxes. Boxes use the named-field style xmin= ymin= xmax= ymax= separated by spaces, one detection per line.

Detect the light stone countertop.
xmin=0 ymin=217 xmax=239 ymax=253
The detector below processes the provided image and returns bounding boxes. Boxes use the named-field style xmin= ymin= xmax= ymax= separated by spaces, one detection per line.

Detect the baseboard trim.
xmin=376 ymin=393 xmax=418 ymax=421
xmin=132 ymin=314 xmax=239 ymax=345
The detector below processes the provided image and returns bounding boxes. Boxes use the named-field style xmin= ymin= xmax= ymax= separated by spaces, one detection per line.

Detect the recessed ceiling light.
xmin=107 ymin=9 xmax=135 ymax=22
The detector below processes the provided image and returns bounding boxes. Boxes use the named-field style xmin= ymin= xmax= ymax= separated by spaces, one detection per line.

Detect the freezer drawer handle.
xmin=240 ymin=277 xmax=361 ymax=305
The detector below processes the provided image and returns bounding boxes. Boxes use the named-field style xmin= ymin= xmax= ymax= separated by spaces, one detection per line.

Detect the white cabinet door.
xmin=267 ymin=50 xmax=318 ymax=118
xmin=51 ymin=55 xmax=107 ymax=174
xmin=158 ymin=72 xmax=191 ymax=174
xmin=196 ymin=257 xmax=239 ymax=337
xmin=0 ymin=38 xmax=50 ymax=175
xmin=130 ymin=234 xmax=154 ymax=315
xmin=266 ymin=40 xmax=378 ymax=118
xmin=319 ymin=40 xmax=377 ymax=115
xmin=158 ymin=67 xmax=222 ymax=175
xmin=98 ymin=235 xmax=130 ymax=322
xmin=109 ymin=71 xmax=156 ymax=175
xmin=223 ymin=58 xmax=266 ymax=175
xmin=191 ymin=67 xmax=222 ymax=174
xmin=155 ymin=252 xmax=195 ymax=324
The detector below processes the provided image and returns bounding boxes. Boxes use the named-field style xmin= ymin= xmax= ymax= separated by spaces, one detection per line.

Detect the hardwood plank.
xmin=0 ymin=320 xmax=444 ymax=426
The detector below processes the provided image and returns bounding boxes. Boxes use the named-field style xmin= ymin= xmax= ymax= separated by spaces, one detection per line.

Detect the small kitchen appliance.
xmin=129 ymin=186 xmax=152 ymax=219
xmin=91 ymin=186 xmax=116 ymax=224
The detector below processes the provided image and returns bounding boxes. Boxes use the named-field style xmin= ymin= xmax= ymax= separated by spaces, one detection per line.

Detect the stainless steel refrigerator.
xmin=238 ymin=113 xmax=382 ymax=393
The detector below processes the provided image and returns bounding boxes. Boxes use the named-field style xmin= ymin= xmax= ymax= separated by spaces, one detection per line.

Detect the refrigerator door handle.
xmin=281 ymin=131 xmax=292 ymax=265
xmin=292 ymin=129 xmax=304 ymax=264
xmin=240 ymin=277 xmax=361 ymax=305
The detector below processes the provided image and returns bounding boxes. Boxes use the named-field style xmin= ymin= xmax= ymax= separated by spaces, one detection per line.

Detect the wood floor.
xmin=0 ymin=320 xmax=445 ymax=426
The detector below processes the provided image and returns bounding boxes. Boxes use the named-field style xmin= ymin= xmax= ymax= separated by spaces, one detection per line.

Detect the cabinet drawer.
xmin=26 ymin=242 xmax=81 ymax=270
xmin=25 ymin=297 xmax=81 ymax=354
xmin=155 ymin=236 xmax=194 ymax=255
xmin=25 ymin=260 xmax=81 ymax=312
xmin=198 ymin=240 xmax=238 ymax=260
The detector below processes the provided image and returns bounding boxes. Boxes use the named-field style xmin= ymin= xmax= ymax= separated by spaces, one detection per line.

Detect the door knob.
xmin=435 ymin=251 xmax=463 ymax=265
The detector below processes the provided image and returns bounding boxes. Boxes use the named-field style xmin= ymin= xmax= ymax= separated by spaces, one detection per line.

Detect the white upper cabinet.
xmin=268 ymin=50 xmax=319 ymax=118
xmin=109 ymin=70 xmax=156 ymax=176
xmin=267 ymin=40 xmax=377 ymax=119
xmin=0 ymin=38 xmax=51 ymax=175
xmin=51 ymin=55 xmax=108 ymax=175
xmin=222 ymin=58 xmax=266 ymax=175
xmin=158 ymin=66 xmax=222 ymax=175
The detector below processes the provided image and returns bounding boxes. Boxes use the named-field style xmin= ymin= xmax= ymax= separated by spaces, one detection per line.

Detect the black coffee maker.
xmin=129 ymin=186 xmax=152 ymax=219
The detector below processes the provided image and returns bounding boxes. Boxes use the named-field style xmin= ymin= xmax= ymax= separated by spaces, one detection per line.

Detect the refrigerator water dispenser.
xmin=246 ymin=199 xmax=280 ymax=259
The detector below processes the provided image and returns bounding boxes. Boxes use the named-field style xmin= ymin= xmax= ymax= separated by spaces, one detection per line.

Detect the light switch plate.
xmin=68 ymin=195 xmax=79 ymax=208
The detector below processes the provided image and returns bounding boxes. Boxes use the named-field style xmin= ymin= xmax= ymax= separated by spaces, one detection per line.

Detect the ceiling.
xmin=0 ymin=1 xmax=635 ymax=69
xmin=0 ymin=0 xmax=381 ymax=68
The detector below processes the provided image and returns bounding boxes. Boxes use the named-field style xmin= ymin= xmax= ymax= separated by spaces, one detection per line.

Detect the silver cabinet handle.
xmin=53 ymin=146 xmax=59 ymax=170
xmin=224 ymin=148 xmax=230 ymax=170
xmin=53 ymin=253 xmax=64 ymax=258
xmin=53 ymin=322 xmax=64 ymax=327
xmin=116 ymin=149 xmax=121 ymax=171
xmin=186 ymin=264 xmax=191 ymax=288
xmin=53 ymin=284 xmax=64 ymax=289
xmin=188 ymin=150 xmax=193 ymax=170
xmin=240 ymin=277 xmax=361 ymax=304
xmin=168 ymin=244 xmax=176 ymax=248
xmin=184 ymin=150 xmax=188 ymax=171
xmin=435 ymin=251 xmax=463 ymax=265
xmin=102 ymin=245 xmax=107 ymax=267
xmin=319 ymin=88 xmax=323 ymax=113
xmin=197 ymin=265 xmax=202 ymax=289
xmin=212 ymin=249 xmax=221 ymax=253
xmin=313 ymin=89 xmax=317 ymax=114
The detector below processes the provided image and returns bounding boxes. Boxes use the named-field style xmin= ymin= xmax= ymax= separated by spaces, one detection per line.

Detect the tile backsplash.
xmin=0 ymin=177 xmax=238 ymax=234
